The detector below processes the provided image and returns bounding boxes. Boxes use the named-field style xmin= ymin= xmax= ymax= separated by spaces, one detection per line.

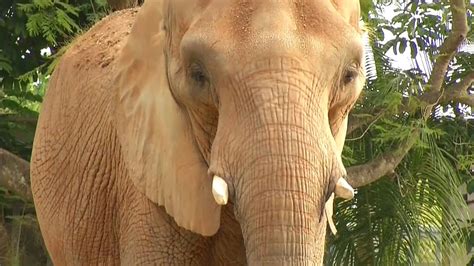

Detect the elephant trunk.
xmin=210 ymin=58 xmax=345 ymax=264
xmin=235 ymin=128 xmax=332 ymax=265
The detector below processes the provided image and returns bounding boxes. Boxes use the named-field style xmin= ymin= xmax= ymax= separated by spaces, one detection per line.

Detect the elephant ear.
xmin=114 ymin=0 xmax=221 ymax=236
xmin=331 ymin=0 xmax=361 ymax=31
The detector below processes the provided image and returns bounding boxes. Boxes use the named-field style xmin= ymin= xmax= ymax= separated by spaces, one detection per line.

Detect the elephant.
xmin=30 ymin=0 xmax=365 ymax=264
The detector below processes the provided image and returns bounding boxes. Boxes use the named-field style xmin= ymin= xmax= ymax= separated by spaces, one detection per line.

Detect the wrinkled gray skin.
xmin=30 ymin=0 xmax=364 ymax=265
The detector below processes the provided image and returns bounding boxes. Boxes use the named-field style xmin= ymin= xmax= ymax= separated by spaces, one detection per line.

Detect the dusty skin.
xmin=31 ymin=0 xmax=365 ymax=265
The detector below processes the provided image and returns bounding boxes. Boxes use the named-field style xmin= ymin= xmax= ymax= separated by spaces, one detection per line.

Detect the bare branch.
xmin=0 ymin=114 xmax=38 ymax=125
xmin=347 ymin=116 xmax=371 ymax=135
xmin=0 ymin=148 xmax=32 ymax=202
xmin=427 ymin=0 xmax=468 ymax=94
xmin=441 ymin=72 xmax=474 ymax=106
xmin=346 ymin=134 xmax=418 ymax=188
xmin=347 ymin=110 xmax=385 ymax=135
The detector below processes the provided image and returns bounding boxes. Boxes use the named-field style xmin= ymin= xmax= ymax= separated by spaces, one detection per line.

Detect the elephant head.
xmin=115 ymin=0 xmax=364 ymax=264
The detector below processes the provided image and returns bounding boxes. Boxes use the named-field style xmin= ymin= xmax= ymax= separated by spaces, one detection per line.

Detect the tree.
xmin=327 ymin=0 xmax=473 ymax=264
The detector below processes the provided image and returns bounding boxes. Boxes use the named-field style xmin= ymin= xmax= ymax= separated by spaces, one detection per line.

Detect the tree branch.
xmin=427 ymin=0 xmax=468 ymax=94
xmin=0 ymin=114 xmax=38 ymax=125
xmin=347 ymin=110 xmax=385 ymax=135
xmin=346 ymin=0 xmax=468 ymax=187
xmin=0 ymin=222 xmax=10 ymax=265
xmin=0 ymin=148 xmax=32 ymax=202
xmin=347 ymin=115 xmax=371 ymax=135
xmin=441 ymin=72 xmax=474 ymax=106
xmin=346 ymin=133 xmax=418 ymax=188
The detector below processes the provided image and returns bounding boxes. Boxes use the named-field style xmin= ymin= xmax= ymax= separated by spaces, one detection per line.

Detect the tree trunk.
xmin=0 ymin=222 xmax=10 ymax=265
xmin=0 ymin=148 xmax=32 ymax=201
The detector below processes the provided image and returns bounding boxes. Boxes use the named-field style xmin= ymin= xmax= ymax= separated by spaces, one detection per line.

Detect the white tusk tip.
xmin=335 ymin=177 xmax=354 ymax=200
xmin=212 ymin=175 xmax=229 ymax=205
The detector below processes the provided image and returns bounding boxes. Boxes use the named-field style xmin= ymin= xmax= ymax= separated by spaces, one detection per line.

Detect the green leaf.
xmin=410 ymin=41 xmax=418 ymax=59
xmin=467 ymin=180 xmax=474 ymax=194
xmin=32 ymin=0 xmax=54 ymax=8
xmin=407 ymin=19 xmax=415 ymax=37
xmin=415 ymin=37 xmax=426 ymax=51
xmin=410 ymin=0 xmax=418 ymax=13
xmin=1 ymin=99 xmax=22 ymax=111
xmin=0 ymin=61 xmax=13 ymax=73
xmin=399 ymin=38 xmax=407 ymax=54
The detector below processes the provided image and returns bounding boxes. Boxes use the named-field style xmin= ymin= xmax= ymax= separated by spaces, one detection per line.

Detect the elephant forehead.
xmin=178 ymin=0 xmax=361 ymax=57
xmin=173 ymin=0 xmax=360 ymax=33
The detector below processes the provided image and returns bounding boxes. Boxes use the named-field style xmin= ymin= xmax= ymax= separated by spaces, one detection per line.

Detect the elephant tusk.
xmin=335 ymin=177 xmax=354 ymax=200
xmin=212 ymin=175 xmax=229 ymax=205
xmin=325 ymin=193 xmax=337 ymax=235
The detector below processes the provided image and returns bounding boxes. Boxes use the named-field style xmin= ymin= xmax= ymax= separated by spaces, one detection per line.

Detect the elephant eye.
xmin=189 ymin=62 xmax=210 ymax=88
xmin=343 ymin=68 xmax=358 ymax=85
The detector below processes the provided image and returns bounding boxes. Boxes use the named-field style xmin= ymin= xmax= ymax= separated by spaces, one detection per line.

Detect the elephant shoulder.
xmin=38 ymin=9 xmax=139 ymax=130
xmin=48 ymin=9 xmax=139 ymax=102
xmin=66 ymin=8 xmax=139 ymax=73
xmin=32 ymin=9 xmax=140 ymax=177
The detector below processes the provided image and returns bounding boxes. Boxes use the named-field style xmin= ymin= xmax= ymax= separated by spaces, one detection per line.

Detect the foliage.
xmin=329 ymin=120 xmax=472 ymax=265
xmin=326 ymin=1 xmax=473 ymax=265
xmin=0 ymin=0 xmax=110 ymax=264
xmin=0 ymin=0 xmax=109 ymax=160
xmin=17 ymin=0 xmax=81 ymax=45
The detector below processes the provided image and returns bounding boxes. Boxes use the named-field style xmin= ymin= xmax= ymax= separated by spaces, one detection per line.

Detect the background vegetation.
xmin=0 ymin=1 xmax=109 ymax=264
xmin=0 ymin=0 xmax=472 ymax=265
